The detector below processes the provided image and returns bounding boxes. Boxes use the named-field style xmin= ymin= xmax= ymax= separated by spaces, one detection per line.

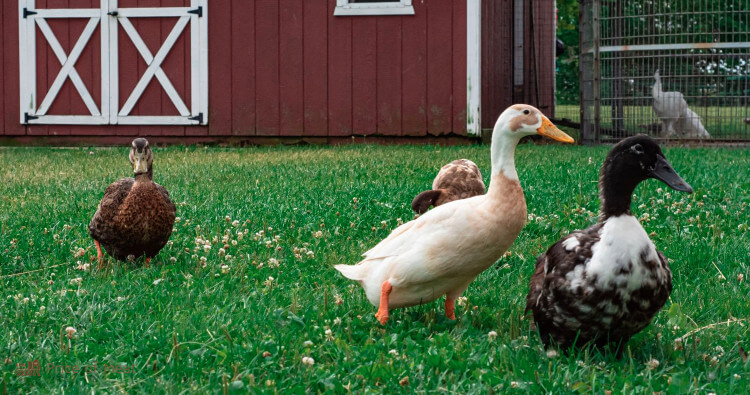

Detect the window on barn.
xmin=334 ymin=0 xmax=414 ymax=16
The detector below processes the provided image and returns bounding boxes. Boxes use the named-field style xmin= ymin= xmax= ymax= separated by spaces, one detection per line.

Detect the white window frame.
xmin=334 ymin=0 xmax=414 ymax=16
xmin=18 ymin=0 xmax=208 ymax=126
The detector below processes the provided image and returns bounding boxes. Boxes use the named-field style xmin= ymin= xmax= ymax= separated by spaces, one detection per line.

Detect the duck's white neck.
xmin=490 ymin=132 xmax=520 ymax=181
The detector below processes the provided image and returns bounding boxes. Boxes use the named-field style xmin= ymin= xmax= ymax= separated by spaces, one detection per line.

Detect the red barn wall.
xmin=0 ymin=0 xmax=470 ymax=140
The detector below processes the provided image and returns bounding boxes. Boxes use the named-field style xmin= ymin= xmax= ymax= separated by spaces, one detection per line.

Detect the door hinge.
xmin=188 ymin=6 xmax=203 ymax=17
xmin=24 ymin=113 xmax=39 ymax=123
xmin=23 ymin=8 xmax=38 ymax=18
xmin=107 ymin=10 xmax=118 ymax=16
xmin=189 ymin=113 xmax=204 ymax=124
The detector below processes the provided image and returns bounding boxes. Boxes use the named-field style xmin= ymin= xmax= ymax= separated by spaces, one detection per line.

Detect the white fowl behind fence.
xmin=652 ymin=70 xmax=710 ymax=139
xmin=578 ymin=0 xmax=749 ymax=142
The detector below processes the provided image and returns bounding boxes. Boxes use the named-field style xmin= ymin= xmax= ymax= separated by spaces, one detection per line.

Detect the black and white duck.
xmin=525 ymin=135 xmax=693 ymax=351
xmin=89 ymin=138 xmax=176 ymax=267
xmin=411 ymin=159 xmax=486 ymax=214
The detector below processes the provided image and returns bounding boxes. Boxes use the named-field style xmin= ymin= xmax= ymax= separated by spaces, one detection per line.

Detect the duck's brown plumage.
xmin=89 ymin=138 xmax=176 ymax=262
xmin=411 ymin=159 xmax=485 ymax=214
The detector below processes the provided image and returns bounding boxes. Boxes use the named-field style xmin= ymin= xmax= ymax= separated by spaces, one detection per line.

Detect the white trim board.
xmin=334 ymin=0 xmax=414 ymax=16
xmin=466 ymin=0 xmax=481 ymax=136
xmin=18 ymin=0 xmax=208 ymax=126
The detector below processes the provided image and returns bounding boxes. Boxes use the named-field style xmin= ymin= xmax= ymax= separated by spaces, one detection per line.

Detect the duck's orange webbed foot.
xmin=445 ymin=297 xmax=456 ymax=320
xmin=94 ymin=240 xmax=103 ymax=269
xmin=375 ymin=280 xmax=392 ymax=325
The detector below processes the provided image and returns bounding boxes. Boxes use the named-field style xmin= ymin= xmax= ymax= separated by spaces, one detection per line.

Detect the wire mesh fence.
xmin=579 ymin=0 xmax=750 ymax=143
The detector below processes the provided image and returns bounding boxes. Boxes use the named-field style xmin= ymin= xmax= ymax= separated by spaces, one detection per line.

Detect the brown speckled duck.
xmin=411 ymin=159 xmax=486 ymax=214
xmin=89 ymin=138 xmax=176 ymax=266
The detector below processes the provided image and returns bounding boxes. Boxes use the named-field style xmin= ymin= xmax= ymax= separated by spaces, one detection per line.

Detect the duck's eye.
xmin=523 ymin=109 xmax=530 ymax=115
xmin=630 ymin=144 xmax=644 ymax=155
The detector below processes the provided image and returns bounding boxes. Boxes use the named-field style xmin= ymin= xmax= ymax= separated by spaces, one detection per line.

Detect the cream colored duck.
xmin=335 ymin=104 xmax=574 ymax=324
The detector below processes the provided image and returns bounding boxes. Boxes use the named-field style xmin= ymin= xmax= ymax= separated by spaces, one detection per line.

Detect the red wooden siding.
xmin=1 ymin=0 xmax=556 ymax=141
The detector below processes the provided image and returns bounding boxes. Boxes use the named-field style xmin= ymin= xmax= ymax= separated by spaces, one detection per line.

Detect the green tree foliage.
xmin=556 ymin=0 xmax=580 ymax=105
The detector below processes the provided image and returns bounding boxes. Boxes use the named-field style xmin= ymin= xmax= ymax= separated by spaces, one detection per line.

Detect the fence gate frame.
xmin=18 ymin=0 xmax=208 ymax=126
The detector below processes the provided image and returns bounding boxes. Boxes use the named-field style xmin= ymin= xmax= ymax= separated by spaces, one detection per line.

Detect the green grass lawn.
xmin=1 ymin=142 xmax=748 ymax=393
xmin=556 ymin=104 xmax=750 ymax=139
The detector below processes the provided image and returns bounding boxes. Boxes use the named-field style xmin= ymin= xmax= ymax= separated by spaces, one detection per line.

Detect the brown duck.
xmin=411 ymin=159 xmax=486 ymax=214
xmin=89 ymin=138 xmax=176 ymax=266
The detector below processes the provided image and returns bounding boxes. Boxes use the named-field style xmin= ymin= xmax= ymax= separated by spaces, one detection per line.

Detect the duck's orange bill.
xmin=536 ymin=117 xmax=574 ymax=143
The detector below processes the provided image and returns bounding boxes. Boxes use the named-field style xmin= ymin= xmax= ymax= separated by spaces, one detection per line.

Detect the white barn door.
xmin=18 ymin=0 xmax=208 ymax=125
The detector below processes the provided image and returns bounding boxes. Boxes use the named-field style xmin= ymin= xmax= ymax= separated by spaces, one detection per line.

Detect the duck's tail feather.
xmin=334 ymin=264 xmax=366 ymax=281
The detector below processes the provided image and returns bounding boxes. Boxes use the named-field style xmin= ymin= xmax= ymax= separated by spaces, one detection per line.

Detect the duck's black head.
xmin=599 ymin=135 xmax=692 ymax=218
xmin=129 ymin=138 xmax=153 ymax=179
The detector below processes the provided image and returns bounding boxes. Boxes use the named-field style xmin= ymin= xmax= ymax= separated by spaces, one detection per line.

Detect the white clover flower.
xmin=268 ymin=258 xmax=279 ymax=268
xmin=65 ymin=326 xmax=77 ymax=339
xmin=389 ymin=349 xmax=399 ymax=356
xmin=69 ymin=277 xmax=83 ymax=286
xmin=232 ymin=220 xmax=240 ymax=227
xmin=301 ymin=356 xmax=315 ymax=366
xmin=264 ymin=277 xmax=275 ymax=287
xmin=333 ymin=317 xmax=342 ymax=325
xmin=546 ymin=349 xmax=559 ymax=358
xmin=488 ymin=331 xmax=498 ymax=341
xmin=302 ymin=340 xmax=313 ymax=347
xmin=674 ymin=338 xmax=684 ymax=350
xmin=221 ymin=264 xmax=230 ymax=274
xmin=646 ymin=358 xmax=660 ymax=370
